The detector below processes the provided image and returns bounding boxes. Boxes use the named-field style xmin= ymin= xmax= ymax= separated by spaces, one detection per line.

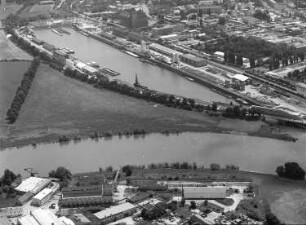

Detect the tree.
xmin=190 ymin=201 xmax=197 ymax=209
xmin=276 ymin=162 xmax=305 ymax=180
xmin=210 ymin=163 xmax=221 ymax=171
xmin=218 ymin=17 xmax=226 ymax=25
xmin=48 ymin=167 xmax=72 ymax=181
xmin=122 ymin=165 xmax=133 ymax=177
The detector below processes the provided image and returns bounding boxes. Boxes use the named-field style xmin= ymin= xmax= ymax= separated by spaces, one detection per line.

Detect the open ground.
xmin=19 ymin=4 xmax=55 ymax=18
xmin=2 ymin=63 xmax=290 ymax=148
xmin=0 ymin=3 xmax=23 ymax=20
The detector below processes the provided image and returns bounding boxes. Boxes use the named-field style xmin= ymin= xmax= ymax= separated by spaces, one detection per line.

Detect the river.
xmin=34 ymin=28 xmax=231 ymax=103
xmin=1 ymin=132 xmax=305 ymax=176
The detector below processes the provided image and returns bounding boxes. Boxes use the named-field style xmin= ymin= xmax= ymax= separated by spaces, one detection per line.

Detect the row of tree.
xmin=6 ymin=58 xmax=40 ymax=123
xmin=287 ymin=68 xmax=306 ymax=82
xmin=0 ymin=169 xmax=20 ymax=197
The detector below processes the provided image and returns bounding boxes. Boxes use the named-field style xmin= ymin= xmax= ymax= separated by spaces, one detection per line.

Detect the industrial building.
xmin=53 ymin=50 xmax=68 ymax=66
xmin=73 ymin=171 xmax=106 ymax=186
xmin=30 ymin=209 xmax=64 ymax=225
xmin=119 ymin=8 xmax=148 ymax=29
xmin=295 ymin=82 xmax=306 ymax=98
xmin=18 ymin=192 xmax=35 ymax=205
xmin=60 ymin=184 xmax=112 ymax=208
xmin=149 ymin=43 xmax=182 ymax=58
xmin=31 ymin=188 xmax=54 ymax=206
xmin=94 ymin=202 xmax=137 ymax=223
xmin=15 ymin=177 xmax=51 ymax=195
xmin=183 ymin=187 xmax=227 ymax=200
xmin=112 ymin=26 xmax=129 ymax=38
xmin=151 ymin=24 xmax=184 ymax=37
xmin=18 ymin=215 xmax=40 ymax=225
xmin=180 ymin=54 xmax=207 ymax=67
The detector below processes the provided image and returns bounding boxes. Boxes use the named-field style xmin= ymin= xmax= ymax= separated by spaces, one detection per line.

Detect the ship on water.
xmin=134 ymin=74 xmax=148 ymax=90
xmin=99 ymin=68 xmax=120 ymax=77
xmin=51 ymin=29 xmax=62 ymax=36
xmin=125 ymin=51 xmax=139 ymax=58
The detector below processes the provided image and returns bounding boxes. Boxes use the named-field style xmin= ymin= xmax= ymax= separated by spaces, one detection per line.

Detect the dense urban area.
xmin=0 ymin=0 xmax=306 ymax=224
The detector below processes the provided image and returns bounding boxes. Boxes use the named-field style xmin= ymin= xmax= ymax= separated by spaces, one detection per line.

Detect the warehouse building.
xmin=296 ymin=82 xmax=306 ymax=98
xmin=18 ymin=192 xmax=35 ymax=205
xmin=18 ymin=215 xmax=40 ymax=225
xmin=183 ymin=187 xmax=227 ymax=199
xmin=53 ymin=50 xmax=69 ymax=67
xmin=31 ymin=208 xmax=64 ymax=225
xmin=94 ymin=202 xmax=137 ymax=223
xmin=15 ymin=177 xmax=51 ymax=195
xmin=31 ymin=188 xmax=53 ymax=206
xmin=73 ymin=172 xmax=106 ymax=186
xmin=149 ymin=43 xmax=182 ymax=58
xmin=180 ymin=54 xmax=207 ymax=67
xmin=60 ymin=184 xmax=112 ymax=208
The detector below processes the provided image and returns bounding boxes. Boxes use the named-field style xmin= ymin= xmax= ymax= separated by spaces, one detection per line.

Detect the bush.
xmin=276 ymin=162 xmax=305 ymax=180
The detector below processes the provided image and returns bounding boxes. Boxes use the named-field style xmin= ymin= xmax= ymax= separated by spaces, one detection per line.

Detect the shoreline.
xmin=0 ymin=126 xmax=298 ymax=151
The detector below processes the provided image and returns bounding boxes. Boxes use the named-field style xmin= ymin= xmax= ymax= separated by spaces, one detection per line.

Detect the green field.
xmin=0 ymin=3 xmax=23 ymax=20
xmin=2 ymin=64 xmax=266 ymax=148
xmin=0 ymin=61 xmax=31 ymax=137
xmin=20 ymin=3 xmax=54 ymax=18
xmin=248 ymin=173 xmax=306 ymax=224
xmin=0 ymin=31 xmax=32 ymax=61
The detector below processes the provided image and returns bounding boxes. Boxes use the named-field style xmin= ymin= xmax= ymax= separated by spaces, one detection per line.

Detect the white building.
xmin=15 ymin=177 xmax=51 ymax=194
xmin=31 ymin=188 xmax=53 ymax=206
xmin=18 ymin=215 xmax=40 ymax=225
xmin=31 ymin=209 xmax=64 ymax=225
xmin=94 ymin=202 xmax=136 ymax=223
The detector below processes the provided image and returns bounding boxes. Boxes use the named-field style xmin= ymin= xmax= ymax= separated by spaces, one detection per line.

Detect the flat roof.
xmin=94 ymin=202 xmax=136 ymax=220
xmin=181 ymin=54 xmax=205 ymax=62
xmin=18 ymin=215 xmax=40 ymax=225
xmin=233 ymin=74 xmax=249 ymax=82
xmin=15 ymin=177 xmax=51 ymax=194
xmin=149 ymin=43 xmax=181 ymax=55
xmin=184 ymin=187 xmax=227 ymax=199
xmin=31 ymin=209 xmax=64 ymax=225
xmin=33 ymin=188 xmax=53 ymax=201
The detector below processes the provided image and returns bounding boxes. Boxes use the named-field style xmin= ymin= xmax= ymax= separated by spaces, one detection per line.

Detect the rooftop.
xmin=184 ymin=186 xmax=227 ymax=199
xmin=18 ymin=215 xmax=40 ymax=225
xmin=31 ymin=208 xmax=64 ymax=225
xmin=33 ymin=188 xmax=53 ymax=201
xmin=94 ymin=202 xmax=136 ymax=220
xmin=15 ymin=177 xmax=51 ymax=194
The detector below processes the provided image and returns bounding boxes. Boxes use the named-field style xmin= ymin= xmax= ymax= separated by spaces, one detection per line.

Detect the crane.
xmin=24 ymin=168 xmax=38 ymax=177
xmin=112 ymin=169 xmax=120 ymax=193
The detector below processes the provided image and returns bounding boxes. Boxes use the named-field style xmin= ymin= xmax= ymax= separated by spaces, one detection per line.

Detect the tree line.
xmin=287 ymin=68 xmax=306 ymax=82
xmin=6 ymin=58 xmax=40 ymax=123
